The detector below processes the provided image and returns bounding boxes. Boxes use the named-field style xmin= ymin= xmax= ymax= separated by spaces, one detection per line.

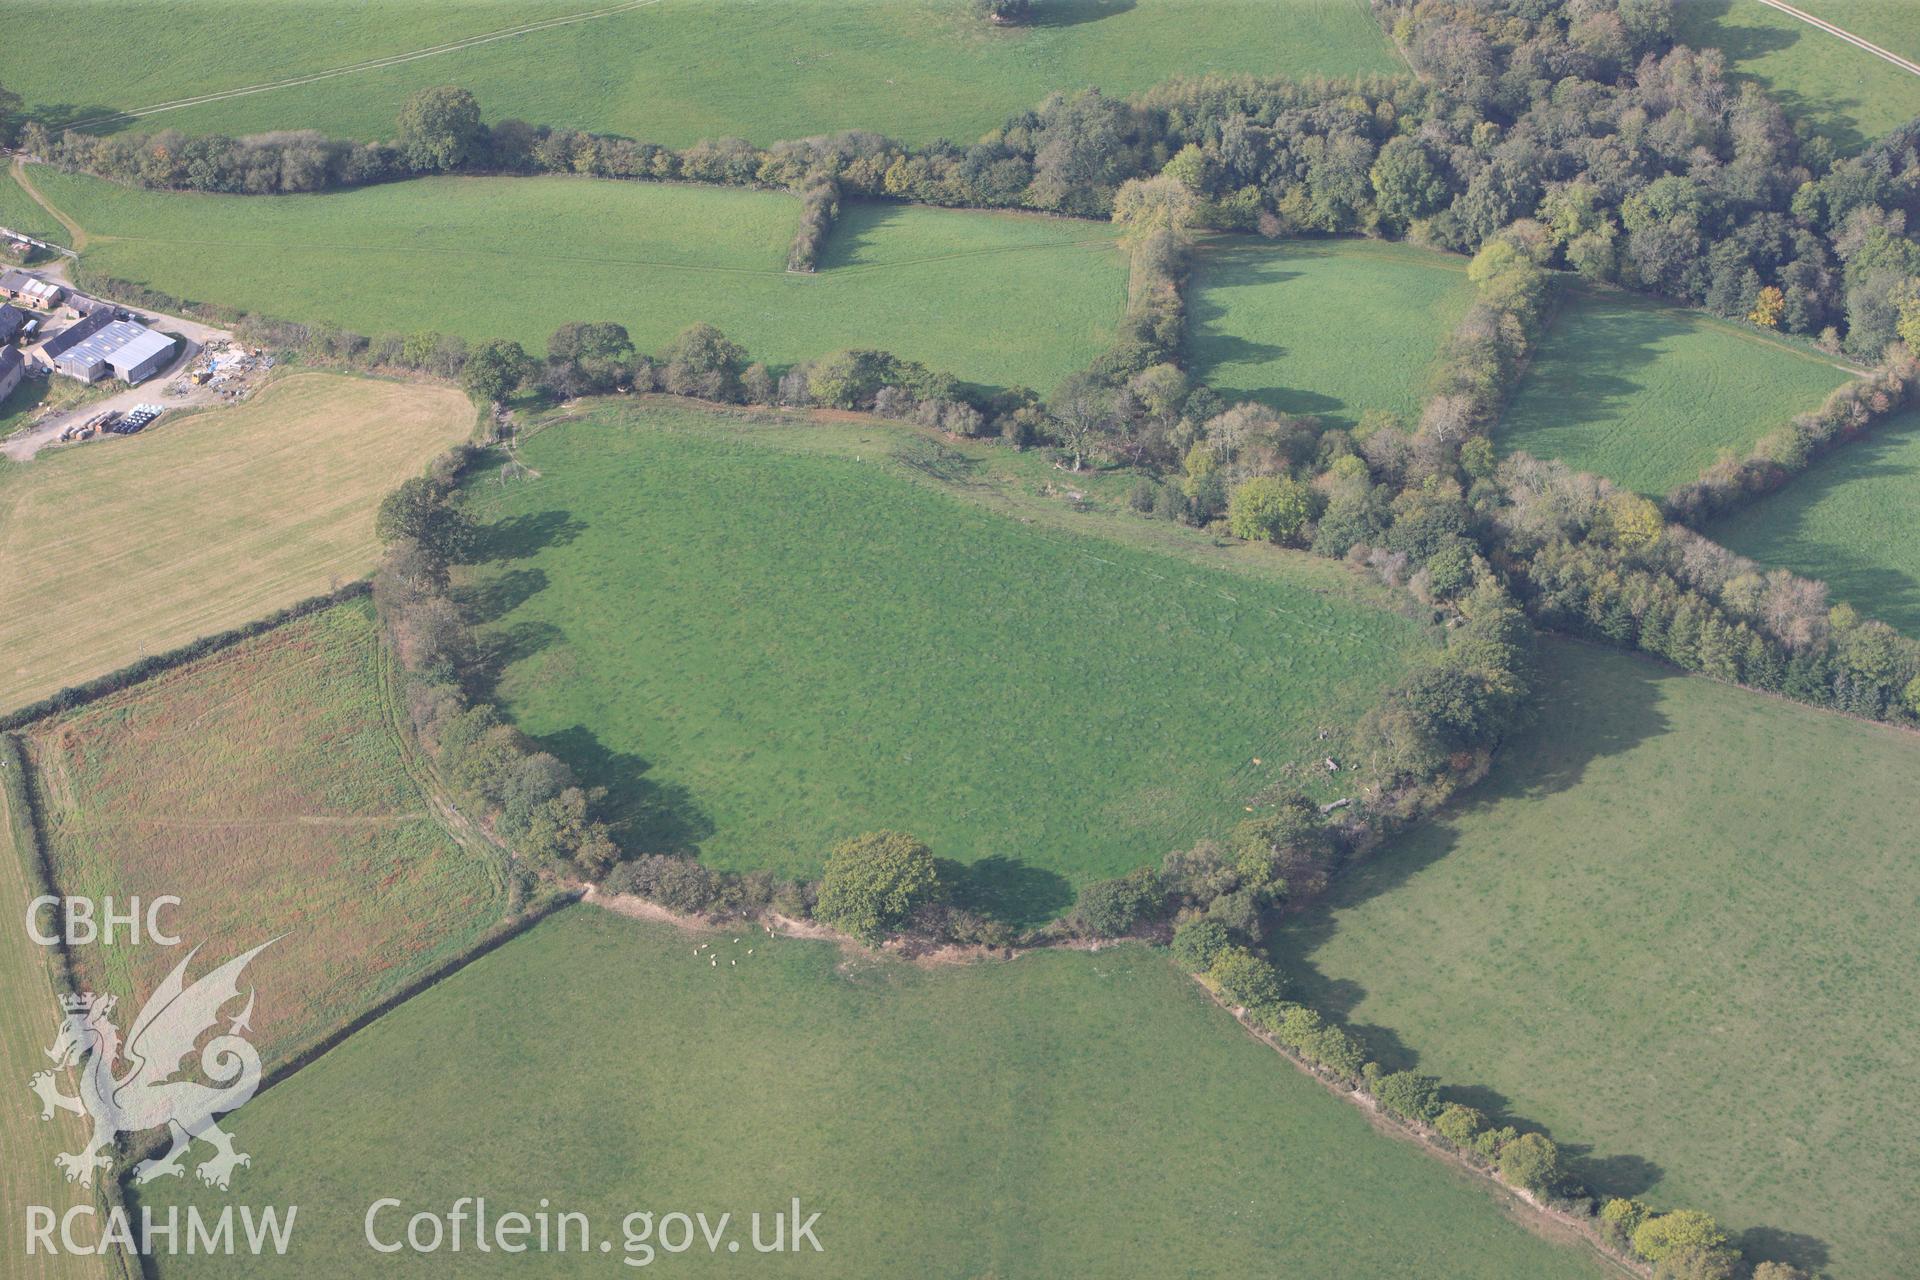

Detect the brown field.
xmin=0 ymin=372 xmax=475 ymax=713
xmin=0 ymin=740 xmax=112 ymax=1280
xmin=19 ymin=604 xmax=508 ymax=1069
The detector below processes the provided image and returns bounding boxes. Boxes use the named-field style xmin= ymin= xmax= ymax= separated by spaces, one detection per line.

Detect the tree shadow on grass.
xmin=1676 ymin=0 xmax=1873 ymax=151
xmin=1497 ymin=291 xmax=1703 ymax=462
xmin=1566 ymin=1150 xmax=1664 ymax=1200
xmin=455 ymin=567 xmax=548 ymax=626
xmin=537 ymin=725 xmax=715 ymax=855
xmin=24 ymin=103 xmax=132 ymax=134
xmin=466 ymin=510 xmax=586 ymax=564
xmin=1031 ymin=0 xmax=1137 ymax=29
xmin=1266 ymin=641 xmax=1682 ymax=1193
xmin=1273 ymin=642 xmax=1678 ymax=1006
xmin=1736 ymin=1226 xmax=1831 ymax=1277
xmin=1185 ymin=242 xmax=1352 ymax=423
xmin=938 ymin=855 xmax=1075 ymax=930
xmin=1713 ymin=415 xmax=1920 ymax=635
xmin=468 ymin=619 xmax=565 ymax=702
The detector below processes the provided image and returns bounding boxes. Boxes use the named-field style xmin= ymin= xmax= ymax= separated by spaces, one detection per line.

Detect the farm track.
xmin=369 ymin=625 xmax=515 ymax=900
xmin=9 ymin=159 xmax=87 ymax=251
xmin=1753 ymin=0 xmax=1920 ymax=78
xmin=61 ymin=0 xmax=669 ymax=133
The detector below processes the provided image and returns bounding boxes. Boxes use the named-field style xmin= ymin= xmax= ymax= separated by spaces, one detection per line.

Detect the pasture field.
xmin=1497 ymin=286 xmax=1855 ymax=496
xmin=33 ymin=168 xmax=1126 ymax=392
xmin=0 ymin=0 xmax=1399 ymax=148
xmin=0 ymin=372 xmax=473 ymax=712
xmin=1712 ymin=407 xmax=1920 ymax=635
xmin=1795 ymin=0 xmax=1920 ymax=62
xmin=0 ymin=166 xmax=69 ymax=248
xmin=1269 ymin=639 xmax=1920 ymax=1279
xmin=0 ymin=740 xmax=112 ymax=1280
xmin=1673 ymin=0 xmax=1920 ymax=149
xmin=136 ymin=906 xmax=1610 ymax=1278
xmin=1185 ymin=236 xmax=1476 ymax=429
xmin=456 ymin=402 xmax=1432 ymax=921
xmin=18 ymin=604 xmax=508 ymax=1071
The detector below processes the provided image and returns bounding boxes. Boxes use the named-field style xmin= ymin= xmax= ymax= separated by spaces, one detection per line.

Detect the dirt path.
xmin=0 ymin=276 xmax=235 ymax=461
xmin=0 ymin=341 xmax=219 ymax=461
xmin=60 ymin=0 xmax=667 ymax=133
xmin=3 ymin=161 xmax=242 ymax=462
xmin=1753 ymin=0 xmax=1920 ymax=78
xmin=10 ymin=158 xmax=87 ymax=252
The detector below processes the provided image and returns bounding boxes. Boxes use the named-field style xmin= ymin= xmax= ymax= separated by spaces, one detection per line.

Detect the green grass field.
xmin=1497 ymin=286 xmax=1856 ymax=496
xmin=455 ymin=403 xmax=1431 ymax=921
xmin=1795 ymin=0 xmax=1920 ymax=62
xmin=0 ymin=0 xmax=1400 ymax=147
xmin=20 ymin=604 xmax=508 ymax=1070
xmin=30 ymin=168 xmax=1125 ymax=392
xmin=1186 ymin=236 xmax=1476 ymax=429
xmin=0 ymin=169 xmax=68 ymax=248
xmin=135 ymin=906 xmax=1610 ymax=1278
xmin=1269 ymin=639 xmax=1920 ymax=1279
xmin=1674 ymin=0 xmax=1920 ymax=149
xmin=1712 ymin=407 xmax=1920 ymax=635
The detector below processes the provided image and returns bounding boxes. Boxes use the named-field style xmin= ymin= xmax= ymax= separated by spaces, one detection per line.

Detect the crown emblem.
xmin=60 ymin=992 xmax=101 ymax=1012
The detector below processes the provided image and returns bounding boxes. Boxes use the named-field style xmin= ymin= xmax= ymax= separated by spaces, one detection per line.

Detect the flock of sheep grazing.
xmin=694 ymin=923 xmax=777 ymax=968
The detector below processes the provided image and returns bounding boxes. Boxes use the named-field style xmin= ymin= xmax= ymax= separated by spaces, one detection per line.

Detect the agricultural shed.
xmin=105 ymin=326 xmax=176 ymax=383
xmin=0 ymin=302 xmax=24 ymax=343
xmin=35 ymin=307 xmax=113 ymax=368
xmin=47 ymin=318 xmax=170 ymax=384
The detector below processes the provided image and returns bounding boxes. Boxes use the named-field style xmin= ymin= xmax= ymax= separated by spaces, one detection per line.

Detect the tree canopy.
xmin=396 ymin=85 xmax=485 ymax=172
xmin=813 ymin=831 xmax=941 ymax=943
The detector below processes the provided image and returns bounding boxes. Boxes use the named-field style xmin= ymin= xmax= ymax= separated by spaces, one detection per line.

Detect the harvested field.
xmin=0 ymin=371 xmax=474 ymax=713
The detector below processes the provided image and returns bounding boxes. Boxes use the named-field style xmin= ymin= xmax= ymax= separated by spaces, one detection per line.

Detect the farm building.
xmin=0 ymin=347 xmax=23 ymax=403
xmin=46 ymin=319 xmax=175 ymax=384
xmin=106 ymin=327 xmax=176 ymax=383
xmin=0 ymin=268 xmax=65 ymax=309
xmin=35 ymin=308 xmax=114 ymax=370
xmin=0 ymin=302 xmax=25 ymax=344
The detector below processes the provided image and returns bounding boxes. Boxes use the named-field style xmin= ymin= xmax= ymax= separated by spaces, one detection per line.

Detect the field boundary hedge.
xmin=0 ymin=581 xmax=371 ymax=730
xmin=1664 ymin=346 xmax=1920 ymax=525
xmin=243 ymin=891 xmax=579 ymax=1108
xmin=8 ymin=601 xmax=579 ymax=1192
xmin=1195 ymin=972 xmax=1653 ymax=1277
xmin=1 ymin=732 xmax=74 ymax=996
xmin=2 ymin=732 xmax=145 ymax=1280
xmin=786 ymin=175 xmax=839 ymax=273
xmin=26 ymin=0 xmax=1914 ymax=371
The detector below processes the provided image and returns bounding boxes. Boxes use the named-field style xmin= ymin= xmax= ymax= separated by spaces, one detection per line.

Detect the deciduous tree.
xmin=396 ymin=86 xmax=485 ymax=172
xmin=1226 ymin=475 xmax=1315 ymax=545
xmin=814 ymin=831 xmax=941 ymax=943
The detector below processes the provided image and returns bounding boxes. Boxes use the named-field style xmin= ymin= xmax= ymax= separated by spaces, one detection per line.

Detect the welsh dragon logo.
xmin=29 ymin=941 xmax=273 ymax=1191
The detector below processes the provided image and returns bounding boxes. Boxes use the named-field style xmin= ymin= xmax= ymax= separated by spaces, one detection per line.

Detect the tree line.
xmin=1665 ymin=349 xmax=1920 ymax=522
xmin=16 ymin=0 xmax=1920 ymax=362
